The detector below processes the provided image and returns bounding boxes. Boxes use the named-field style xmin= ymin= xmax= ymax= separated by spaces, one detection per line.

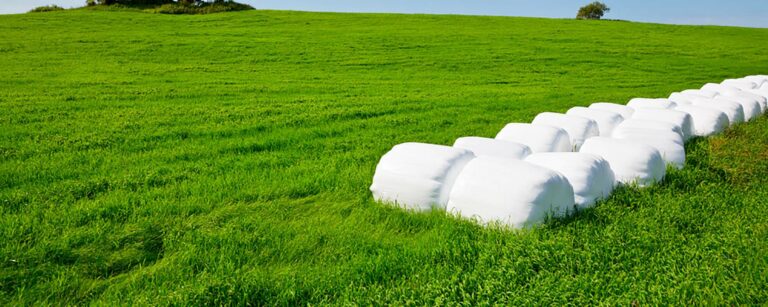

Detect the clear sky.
xmin=3 ymin=0 xmax=767 ymax=28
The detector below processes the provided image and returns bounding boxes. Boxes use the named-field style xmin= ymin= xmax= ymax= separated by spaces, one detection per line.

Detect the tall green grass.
xmin=0 ymin=9 xmax=767 ymax=304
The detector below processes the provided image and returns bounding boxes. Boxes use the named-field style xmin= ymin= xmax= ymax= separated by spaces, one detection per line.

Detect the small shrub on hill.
xmin=86 ymin=0 xmax=253 ymax=14
xmin=29 ymin=5 xmax=65 ymax=13
xmin=576 ymin=1 xmax=610 ymax=20
xmin=153 ymin=1 xmax=254 ymax=14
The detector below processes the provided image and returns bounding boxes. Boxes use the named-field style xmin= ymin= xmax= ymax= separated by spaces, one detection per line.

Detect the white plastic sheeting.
xmin=495 ymin=123 xmax=571 ymax=153
xmin=743 ymin=76 xmax=768 ymax=88
xmin=614 ymin=119 xmax=684 ymax=139
xmin=674 ymin=105 xmax=729 ymax=136
xmin=565 ymin=107 xmax=624 ymax=137
xmin=627 ymin=98 xmax=677 ymax=109
xmin=613 ymin=134 xmax=685 ymax=169
xmin=580 ymin=137 xmax=666 ymax=186
xmin=701 ymin=85 xmax=762 ymax=119
xmin=525 ymin=153 xmax=614 ymax=208
xmin=681 ymin=89 xmax=719 ymax=98
xmin=453 ymin=136 xmax=531 ymax=160
xmin=613 ymin=127 xmax=683 ymax=146
xmin=446 ymin=157 xmax=575 ymax=228
xmin=724 ymin=91 xmax=766 ymax=115
xmin=531 ymin=112 xmax=599 ymax=151
xmin=689 ymin=97 xmax=745 ymax=125
xmin=722 ymin=79 xmax=757 ymax=90
xmin=702 ymin=83 xmax=740 ymax=93
xmin=631 ymin=108 xmax=694 ymax=141
xmin=717 ymin=95 xmax=761 ymax=121
xmin=370 ymin=143 xmax=475 ymax=211
xmin=746 ymin=89 xmax=768 ymax=113
xmin=589 ymin=102 xmax=635 ymax=119
xmin=668 ymin=93 xmax=695 ymax=106
xmin=743 ymin=89 xmax=768 ymax=113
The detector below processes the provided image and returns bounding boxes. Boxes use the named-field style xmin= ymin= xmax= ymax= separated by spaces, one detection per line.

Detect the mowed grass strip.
xmin=1 ymin=9 xmax=767 ymax=304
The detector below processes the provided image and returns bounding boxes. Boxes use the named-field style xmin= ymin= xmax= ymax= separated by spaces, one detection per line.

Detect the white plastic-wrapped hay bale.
xmin=531 ymin=112 xmax=599 ymax=151
xmin=674 ymin=105 xmax=729 ymax=136
xmin=614 ymin=119 xmax=684 ymax=139
xmin=717 ymin=95 xmax=761 ymax=121
xmin=722 ymin=79 xmax=757 ymax=90
xmin=495 ymin=123 xmax=571 ymax=153
xmin=743 ymin=76 xmax=768 ymax=88
xmin=668 ymin=93 xmax=694 ymax=106
xmin=446 ymin=157 xmax=575 ymax=228
xmin=702 ymin=83 xmax=741 ymax=93
xmin=627 ymin=98 xmax=677 ymax=109
xmin=723 ymin=91 xmax=766 ymax=115
xmin=589 ymin=102 xmax=635 ymax=119
xmin=701 ymin=85 xmax=762 ymax=118
xmin=612 ymin=127 xmax=683 ymax=146
xmin=525 ymin=153 xmax=614 ymax=208
xmin=689 ymin=97 xmax=745 ymax=125
xmin=743 ymin=89 xmax=768 ymax=113
xmin=630 ymin=108 xmax=694 ymax=141
xmin=681 ymin=89 xmax=719 ymax=98
xmin=612 ymin=135 xmax=685 ymax=169
xmin=370 ymin=142 xmax=475 ymax=211
xmin=453 ymin=136 xmax=531 ymax=160
xmin=565 ymin=107 xmax=624 ymax=137
xmin=579 ymin=137 xmax=666 ymax=186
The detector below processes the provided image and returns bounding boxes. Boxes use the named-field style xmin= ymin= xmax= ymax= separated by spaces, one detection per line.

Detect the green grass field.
xmin=1 ymin=9 xmax=768 ymax=305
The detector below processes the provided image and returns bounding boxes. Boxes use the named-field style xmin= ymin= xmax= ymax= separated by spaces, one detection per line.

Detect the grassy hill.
xmin=1 ymin=9 xmax=768 ymax=304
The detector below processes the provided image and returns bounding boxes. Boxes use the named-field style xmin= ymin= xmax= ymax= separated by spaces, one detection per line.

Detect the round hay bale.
xmin=717 ymin=95 xmax=761 ymax=122
xmin=453 ymin=136 xmax=531 ymax=160
xmin=579 ymin=137 xmax=666 ymax=187
xmin=565 ymin=107 xmax=624 ymax=137
xmin=370 ymin=142 xmax=475 ymax=211
xmin=495 ymin=123 xmax=571 ymax=153
xmin=589 ymin=102 xmax=635 ymax=119
xmin=614 ymin=135 xmax=685 ymax=169
xmin=674 ymin=105 xmax=729 ymax=136
xmin=690 ymin=97 xmax=745 ymax=125
xmin=614 ymin=119 xmax=684 ymax=139
xmin=532 ymin=112 xmax=599 ymax=151
xmin=627 ymin=98 xmax=677 ymax=109
xmin=525 ymin=152 xmax=615 ymax=208
xmin=630 ymin=108 xmax=694 ymax=141
xmin=612 ymin=127 xmax=683 ymax=146
xmin=446 ymin=157 xmax=574 ymax=228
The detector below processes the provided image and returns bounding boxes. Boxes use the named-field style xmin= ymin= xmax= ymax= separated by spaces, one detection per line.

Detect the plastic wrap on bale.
xmin=743 ymin=89 xmax=768 ymax=113
xmin=614 ymin=119 xmax=684 ymax=140
xmin=531 ymin=112 xmax=599 ymax=151
xmin=718 ymin=95 xmax=761 ymax=121
xmin=689 ymin=97 xmax=745 ymax=125
xmin=446 ymin=157 xmax=575 ymax=228
xmin=580 ymin=137 xmax=666 ymax=187
xmin=565 ymin=107 xmax=624 ymax=137
xmin=613 ymin=127 xmax=683 ymax=146
xmin=588 ymin=102 xmax=635 ymax=120
xmin=721 ymin=79 xmax=757 ymax=90
xmin=525 ymin=152 xmax=615 ymax=208
xmin=495 ymin=123 xmax=571 ymax=153
xmin=453 ymin=136 xmax=531 ymax=160
xmin=631 ymin=108 xmax=694 ymax=141
xmin=674 ymin=105 xmax=729 ymax=136
xmin=627 ymin=98 xmax=677 ymax=109
xmin=613 ymin=135 xmax=685 ymax=169
xmin=370 ymin=142 xmax=475 ymax=211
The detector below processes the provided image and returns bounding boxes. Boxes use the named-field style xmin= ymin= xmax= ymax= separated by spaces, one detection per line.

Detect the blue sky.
xmin=3 ymin=0 xmax=767 ymax=28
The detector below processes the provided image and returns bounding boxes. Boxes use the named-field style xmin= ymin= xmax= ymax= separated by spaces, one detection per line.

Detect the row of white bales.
xmin=370 ymin=75 xmax=768 ymax=228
